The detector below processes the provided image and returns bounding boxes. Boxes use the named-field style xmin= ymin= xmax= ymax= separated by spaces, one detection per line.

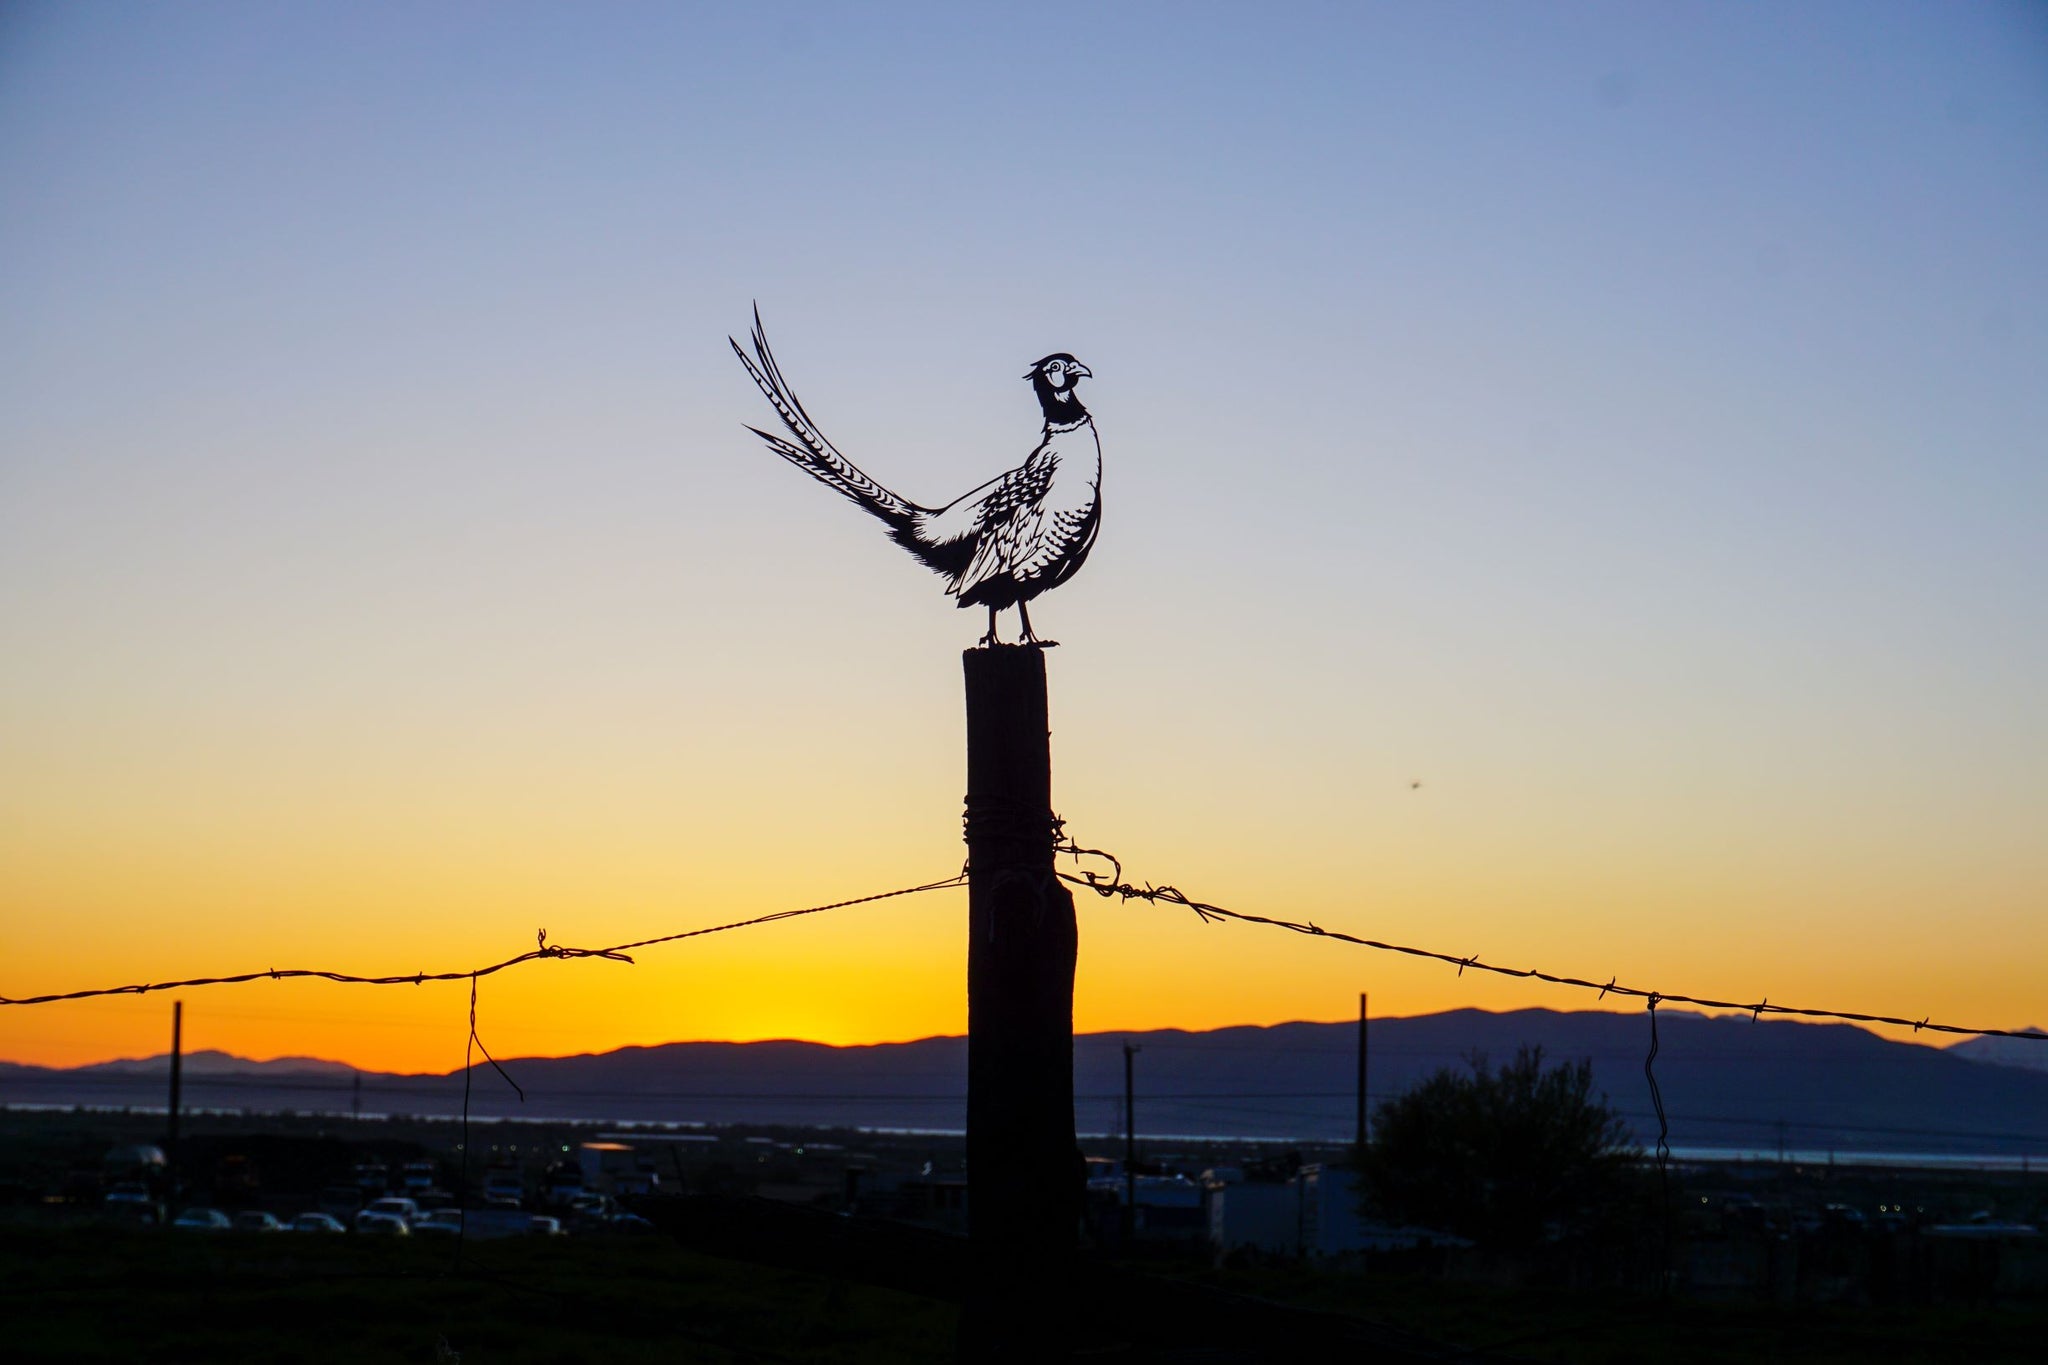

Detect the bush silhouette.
xmin=1357 ymin=1045 xmax=1639 ymax=1252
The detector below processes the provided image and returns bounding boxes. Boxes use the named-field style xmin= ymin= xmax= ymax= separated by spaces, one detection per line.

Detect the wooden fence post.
xmin=960 ymin=644 xmax=1078 ymax=1361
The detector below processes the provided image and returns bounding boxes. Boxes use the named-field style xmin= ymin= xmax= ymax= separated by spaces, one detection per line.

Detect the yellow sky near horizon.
xmin=4 ymin=742 xmax=2038 ymax=1075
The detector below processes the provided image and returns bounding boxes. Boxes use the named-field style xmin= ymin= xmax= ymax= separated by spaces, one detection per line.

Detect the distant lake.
xmin=1668 ymin=1145 xmax=2047 ymax=1173
xmin=13 ymin=1101 xmax=2048 ymax=1172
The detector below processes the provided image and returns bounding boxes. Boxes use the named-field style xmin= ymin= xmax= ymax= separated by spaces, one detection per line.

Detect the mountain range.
xmin=1946 ymin=1028 xmax=2048 ymax=1073
xmin=6 ymin=1009 xmax=2047 ymax=1154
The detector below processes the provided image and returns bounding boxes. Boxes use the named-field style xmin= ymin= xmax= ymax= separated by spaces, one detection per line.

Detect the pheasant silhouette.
xmin=732 ymin=309 xmax=1101 ymax=646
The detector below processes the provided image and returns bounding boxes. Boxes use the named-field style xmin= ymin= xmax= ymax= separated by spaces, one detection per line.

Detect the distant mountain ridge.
xmin=6 ymin=1009 xmax=2048 ymax=1154
xmin=1945 ymin=1027 xmax=2048 ymax=1074
xmin=68 ymin=1049 xmax=358 ymax=1079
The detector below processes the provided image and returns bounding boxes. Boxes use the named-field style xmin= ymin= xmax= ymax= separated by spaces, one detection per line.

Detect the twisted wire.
xmin=455 ymin=971 xmax=523 ymax=1270
xmin=1645 ymin=995 xmax=1672 ymax=1289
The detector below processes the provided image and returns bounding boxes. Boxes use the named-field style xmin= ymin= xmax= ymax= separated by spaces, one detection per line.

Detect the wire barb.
xmin=1053 ymin=824 xmax=1124 ymax=891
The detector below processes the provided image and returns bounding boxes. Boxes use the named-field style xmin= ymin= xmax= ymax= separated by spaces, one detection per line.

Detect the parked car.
xmin=540 ymin=1161 xmax=585 ymax=1207
xmin=319 ymin=1184 xmax=367 ymax=1221
xmin=174 ymin=1208 xmax=232 ymax=1232
xmin=355 ymin=1196 xmax=421 ymax=1235
xmin=103 ymin=1183 xmax=162 ymax=1224
xmin=232 ymin=1211 xmax=285 ymax=1233
xmin=482 ymin=1169 xmax=525 ymax=1205
xmin=527 ymin=1215 xmax=566 ymax=1237
xmin=568 ymin=1193 xmax=615 ymax=1219
xmin=291 ymin=1212 xmax=348 ymax=1234
xmin=1823 ymin=1203 xmax=1867 ymax=1229
xmin=413 ymin=1209 xmax=463 ymax=1237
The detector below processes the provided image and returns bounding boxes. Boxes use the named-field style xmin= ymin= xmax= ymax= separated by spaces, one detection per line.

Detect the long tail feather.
xmin=731 ymin=307 xmax=923 ymax=525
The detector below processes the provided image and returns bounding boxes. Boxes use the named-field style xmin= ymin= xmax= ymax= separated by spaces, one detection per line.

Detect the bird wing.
xmin=944 ymin=454 xmax=1060 ymax=598
xmin=731 ymin=306 xmax=925 ymax=523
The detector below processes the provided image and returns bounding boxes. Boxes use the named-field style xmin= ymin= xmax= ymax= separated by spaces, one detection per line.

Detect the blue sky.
xmin=2 ymin=2 xmax=2045 ymax=1066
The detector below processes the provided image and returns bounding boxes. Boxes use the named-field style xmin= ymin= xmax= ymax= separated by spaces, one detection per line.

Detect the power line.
xmin=1053 ymin=842 xmax=2047 ymax=1044
xmin=0 ymin=874 xmax=968 ymax=1008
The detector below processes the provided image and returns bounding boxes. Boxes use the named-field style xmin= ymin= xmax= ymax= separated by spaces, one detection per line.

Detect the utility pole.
xmin=166 ymin=1000 xmax=183 ymax=1204
xmin=959 ymin=645 xmax=1077 ymax=1364
xmin=1123 ymin=1041 xmax=1140 ymax=1244
xmin=1355 ymin=992 xmax=1369 ymax=1153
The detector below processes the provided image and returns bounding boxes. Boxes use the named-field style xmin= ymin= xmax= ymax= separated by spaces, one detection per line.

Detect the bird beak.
xmin=1068 ymin=363 xmax=1092 ymax=380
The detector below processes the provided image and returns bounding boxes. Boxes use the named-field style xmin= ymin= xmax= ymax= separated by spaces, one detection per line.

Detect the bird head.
xmin=1026 ymin=354 xmax=1092 ymax=420
xmin=1027 ymin=354 xmax=1090 ymax=391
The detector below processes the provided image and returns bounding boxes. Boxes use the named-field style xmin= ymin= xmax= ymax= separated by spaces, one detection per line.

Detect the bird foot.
xmin=1019 ymin=635 xmax=1059 ymax=649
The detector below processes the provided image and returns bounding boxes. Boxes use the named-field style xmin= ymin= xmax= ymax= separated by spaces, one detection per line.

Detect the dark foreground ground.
xmin=6 ymin=1221 xmax=2046 ymax=1365
xmin=4 ymin=1223 xmax=946 ymax=1364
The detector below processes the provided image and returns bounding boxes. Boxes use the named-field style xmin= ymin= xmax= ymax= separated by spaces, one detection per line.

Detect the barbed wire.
xmin=0 ymin=874 xmax=969 ymax=1009
xmin=7 ymin=823 xmax=2039 ymax=1049
xmin=1052 ymin=840 xmax=2046 ymax=1044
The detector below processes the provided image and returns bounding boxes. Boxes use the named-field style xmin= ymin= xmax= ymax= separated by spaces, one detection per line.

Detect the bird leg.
xmin=1016 ymin=600 xmax=1057 ymax=648
xmin=979 ymin=605 xmax=1001 ymax=648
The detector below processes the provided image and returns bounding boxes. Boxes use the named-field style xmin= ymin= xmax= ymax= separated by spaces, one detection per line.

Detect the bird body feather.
xmin=946 ymin=426 xmax=1101 ymax=609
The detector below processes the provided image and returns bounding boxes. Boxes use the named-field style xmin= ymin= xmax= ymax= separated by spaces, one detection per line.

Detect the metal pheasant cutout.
xmin=733 ymin=307 xmax=1101 ymax=647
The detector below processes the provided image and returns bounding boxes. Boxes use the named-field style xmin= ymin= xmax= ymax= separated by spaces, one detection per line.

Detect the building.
xmin=1207 ymin=1163 xmax=1459 ymax=1261
xmin=577 ymin=1141 xmax=662 ymax=1197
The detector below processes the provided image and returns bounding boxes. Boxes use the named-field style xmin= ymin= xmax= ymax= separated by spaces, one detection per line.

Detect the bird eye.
xmin=1047 ymin=360 xmax=1064 ymax=373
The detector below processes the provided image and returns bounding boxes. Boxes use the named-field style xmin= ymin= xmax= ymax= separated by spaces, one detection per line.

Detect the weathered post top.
xmin=963 ymin=645 xmax=1054 ymax=857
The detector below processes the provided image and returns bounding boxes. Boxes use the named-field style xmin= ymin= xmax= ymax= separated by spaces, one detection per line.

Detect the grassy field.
xmin=7 ymin=1221 xmax=2047 ymax=1363
xmin=2 ymin=1225 xmax=956 ymax=1364
xmin=1178 ymin=1261 xmax=2048 ymax=1365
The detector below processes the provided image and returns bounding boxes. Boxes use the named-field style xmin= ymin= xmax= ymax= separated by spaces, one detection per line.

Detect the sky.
xmin=2 ymin=1 xmax=2044 ymax=1075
